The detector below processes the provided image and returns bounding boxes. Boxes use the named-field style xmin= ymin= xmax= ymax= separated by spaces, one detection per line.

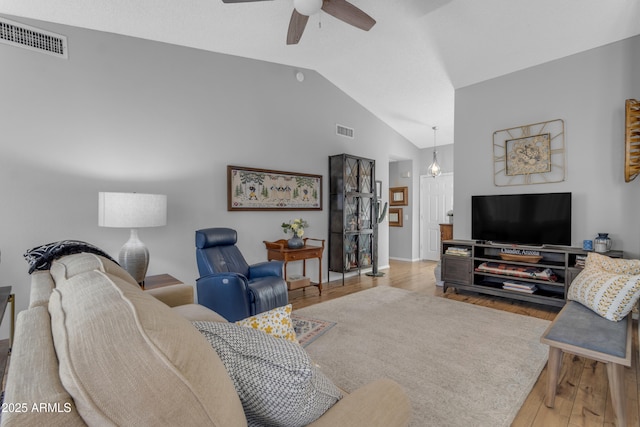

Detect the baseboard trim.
xmin=327 ymin=265 xmax=390 ymax=282
xmin=389 ymin=257 xmax=421 ymax=262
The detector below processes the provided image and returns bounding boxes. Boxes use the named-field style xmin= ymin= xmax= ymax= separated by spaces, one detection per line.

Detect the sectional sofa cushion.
xmin=50 ymin=253 xmax=135 ymax=284
xmin=29 ymin=270 xmax=56 ymax=308
xmin=568 ymin=252 xmax=640 ymax=321
xmin=28 ymin=254 xmax=135 ymax=309
xmin=174 ymin=303 xmax=231 ymax=322
xmin=1 ymin=305 xmax=84 ymax=426
xmin=194 ymin=321 xmax=342 ymax=426
xmin=144 ymin=282 xmax=195 ymax=307
xmin=48 ymin=268 xmax=246 ymax=426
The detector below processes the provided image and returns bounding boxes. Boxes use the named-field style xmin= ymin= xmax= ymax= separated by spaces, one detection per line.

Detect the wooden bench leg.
xmin=606 ymin=362 xmax=627 ymax=427
xmin=545 ymin=346 xmax=563 ymax=408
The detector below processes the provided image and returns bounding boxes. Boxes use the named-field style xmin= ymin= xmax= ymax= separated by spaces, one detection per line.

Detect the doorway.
xmin=419 ymin=173 xmax=453 ymax=260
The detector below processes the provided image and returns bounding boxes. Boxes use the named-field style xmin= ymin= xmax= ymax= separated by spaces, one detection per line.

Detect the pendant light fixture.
xmin=427 ymin=126 xmax=442 ymax=178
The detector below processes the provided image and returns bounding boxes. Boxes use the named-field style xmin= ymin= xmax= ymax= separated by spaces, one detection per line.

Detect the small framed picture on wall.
xmin=389 ymin=208 xmax=403 ymax=227
xmin=389 ymin=187 xmax=408 ymax=206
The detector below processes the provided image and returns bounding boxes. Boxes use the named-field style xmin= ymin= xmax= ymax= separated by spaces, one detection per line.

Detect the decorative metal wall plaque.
xmin=493 ymin=119 xmax=565 ymax=186
xmin=625 ymin=99 xmax=640 ymax=182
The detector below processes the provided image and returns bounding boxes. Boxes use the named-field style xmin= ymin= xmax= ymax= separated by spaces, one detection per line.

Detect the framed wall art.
xmin=388 ymin=207 xmax=403 ymax=227
xmin=493 ymin=119 xmax=565 ymax=186
xmin=227 ymin=165 xmax=322 ymax=211
xmin=389 ymin=187 xmax=408 ymax=206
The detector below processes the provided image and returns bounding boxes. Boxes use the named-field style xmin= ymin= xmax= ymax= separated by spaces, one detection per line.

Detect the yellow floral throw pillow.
xmin=568 ymin=252 xmax=640 ymax=321
xmin=236 ymin=304 xmax=297 ymax=342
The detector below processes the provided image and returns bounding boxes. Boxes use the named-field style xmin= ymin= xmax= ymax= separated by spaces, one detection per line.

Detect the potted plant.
xmin=281 ymin=218 xmax=309 ymax=248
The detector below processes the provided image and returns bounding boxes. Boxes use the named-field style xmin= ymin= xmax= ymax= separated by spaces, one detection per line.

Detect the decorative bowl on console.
xmin=499 ymin=253 xmax=543 ymax=263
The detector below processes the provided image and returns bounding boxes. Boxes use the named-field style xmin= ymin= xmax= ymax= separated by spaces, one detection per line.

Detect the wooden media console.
xmin=441 ymin=240 xmax=623 ymax=308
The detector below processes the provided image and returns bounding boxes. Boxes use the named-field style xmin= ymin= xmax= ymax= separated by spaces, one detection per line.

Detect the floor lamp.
xmin=98 ymin=192 xmax=167 ymax=285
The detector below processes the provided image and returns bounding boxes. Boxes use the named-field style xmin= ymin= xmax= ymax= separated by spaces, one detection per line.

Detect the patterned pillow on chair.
xmin=568 ymin=252 xmax=640 ymax=321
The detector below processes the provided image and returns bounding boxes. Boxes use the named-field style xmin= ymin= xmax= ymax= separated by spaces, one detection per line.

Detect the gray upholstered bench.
xmin=540 ymin=301 xmax=632 ymax=427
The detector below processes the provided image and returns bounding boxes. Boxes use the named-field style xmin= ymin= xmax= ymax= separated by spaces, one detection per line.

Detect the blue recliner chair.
xmin=195 ymin=227 xmax=288 ymax=321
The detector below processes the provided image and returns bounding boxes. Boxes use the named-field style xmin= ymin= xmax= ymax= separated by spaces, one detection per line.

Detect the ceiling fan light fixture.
xmin=294 ymin=0 xmax=323 ymax=16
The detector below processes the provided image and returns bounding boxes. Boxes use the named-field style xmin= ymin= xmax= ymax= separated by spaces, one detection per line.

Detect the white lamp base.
xmin=118 ymin=229 xmax=149 ymax=285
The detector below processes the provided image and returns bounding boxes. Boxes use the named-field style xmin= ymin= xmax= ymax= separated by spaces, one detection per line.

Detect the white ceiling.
xmin=2 ymin=0 xmax=640 ymax=148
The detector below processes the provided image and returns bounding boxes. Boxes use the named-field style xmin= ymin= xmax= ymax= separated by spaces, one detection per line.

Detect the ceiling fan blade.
xmin=287 ymin=9 xmax=309 ymax=45
xmin=321 ymin=0 xmax=376 ymax=31
xmin=221 ymin=0 xmax=272 ymax=3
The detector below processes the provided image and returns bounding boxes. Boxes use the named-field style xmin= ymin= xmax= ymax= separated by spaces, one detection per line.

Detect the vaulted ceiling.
xmin=2 ymin=0 xmax=640 ymax=148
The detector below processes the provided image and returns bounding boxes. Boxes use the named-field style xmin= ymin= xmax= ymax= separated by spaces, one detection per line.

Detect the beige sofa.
xmin=1 ymin=252 xmax=410 ymax=426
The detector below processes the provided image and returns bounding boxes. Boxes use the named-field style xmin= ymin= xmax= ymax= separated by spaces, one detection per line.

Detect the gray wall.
xmin=454 ymin=35 xmax=640 ymax=256
xmin=388 ymin=143 xmax=454 ymax=261
xmin=0 ymin=15 xmax=420 ymax=337
xmin=388 ymin=160 xmax=414 ymax=260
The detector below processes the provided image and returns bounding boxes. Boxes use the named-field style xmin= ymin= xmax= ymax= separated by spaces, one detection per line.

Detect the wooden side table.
xmin=142 ymin=274 xmax=182 ymax=290
xmin=264 ymin=238 xmax=325 ymax=295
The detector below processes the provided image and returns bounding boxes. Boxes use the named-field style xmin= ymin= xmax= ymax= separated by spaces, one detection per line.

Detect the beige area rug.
xmin=295 ymin=286 xmax=551 ymax=427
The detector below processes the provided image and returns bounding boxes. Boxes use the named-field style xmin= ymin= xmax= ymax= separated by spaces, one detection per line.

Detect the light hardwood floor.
xmin=289 ymin=259 xmax=640 ymax=427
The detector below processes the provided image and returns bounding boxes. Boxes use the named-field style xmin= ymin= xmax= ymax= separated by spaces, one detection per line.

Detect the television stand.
xmin=541 ymin=244 xmax=573 ymax=250
xmin=486 ymin=241 xmax=544 ymax=249
xmin=441 ymin=240 xmax=623 ymax=308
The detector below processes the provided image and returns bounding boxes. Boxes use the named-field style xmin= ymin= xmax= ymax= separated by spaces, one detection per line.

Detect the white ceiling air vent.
xmin=336 ymin=124 xmax=354 ymax=139
xmin=0 ymin=17 xmax=68 ymax=59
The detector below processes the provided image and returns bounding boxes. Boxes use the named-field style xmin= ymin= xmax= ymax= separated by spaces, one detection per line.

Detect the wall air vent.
xmin=336 ymin=124 xmax=354 ymax=139
xmin=0 ymin=17 xmax=68 ymax=59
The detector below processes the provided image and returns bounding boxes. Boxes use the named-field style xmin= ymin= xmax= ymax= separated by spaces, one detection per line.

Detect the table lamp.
xmin=98 ymin=192 xmax=167 ymax=285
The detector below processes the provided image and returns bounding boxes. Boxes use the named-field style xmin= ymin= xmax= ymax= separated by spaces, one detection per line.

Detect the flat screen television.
xmin=471 ymin=192 xmax=571 ymax=246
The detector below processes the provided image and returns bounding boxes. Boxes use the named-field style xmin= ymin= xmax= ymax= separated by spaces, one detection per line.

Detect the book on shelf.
xmin=445 ymin=247 xmax=470 ymax=257
xmin=503 ymin=285 xmax=537 ymax=294
xmin=575 ymin=255 xmax=587 ymax=268
xmin=502 ymin=280 xmax=537 ymax=294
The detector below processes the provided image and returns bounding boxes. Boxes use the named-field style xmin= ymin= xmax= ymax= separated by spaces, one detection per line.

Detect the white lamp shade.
xmin=294 ymin=0 xmax=323 ymax=16
xmin=98 ymin=192 xmax=167 ymax=228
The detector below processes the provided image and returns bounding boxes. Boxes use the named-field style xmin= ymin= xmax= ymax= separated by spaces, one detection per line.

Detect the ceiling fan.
xmin=221 ymin=0 xmax=376 ymax=45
